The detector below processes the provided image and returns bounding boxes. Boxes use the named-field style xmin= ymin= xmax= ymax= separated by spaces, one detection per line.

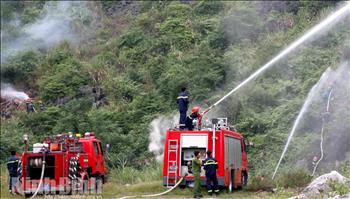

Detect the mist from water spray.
xmin=1 ymin=84 xmax=29 ymax=100
xmin=273 ymin=62 xmax=350 ymax=178
xmin=206 ymin=2 xmax=350 ymax=114
xmin=272 ymin=68 xmax=332 ymax=179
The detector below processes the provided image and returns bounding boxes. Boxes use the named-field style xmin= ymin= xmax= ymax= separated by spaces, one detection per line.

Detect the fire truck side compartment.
xmin=224 ymin=136 xmax=242 ymax=169
xmin=180 ymin=135 xmax=207 ymax=177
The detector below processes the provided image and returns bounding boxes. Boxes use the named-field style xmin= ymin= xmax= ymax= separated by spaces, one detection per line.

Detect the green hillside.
xmin=1 ymin=0 xmax=349 ymax=188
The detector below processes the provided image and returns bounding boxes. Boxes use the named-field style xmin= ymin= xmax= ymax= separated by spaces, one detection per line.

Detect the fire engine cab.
xmin=163 ymin=118 xmax=249 ymax=192
xmin=17 ymin=132 xmax=107 ymax=196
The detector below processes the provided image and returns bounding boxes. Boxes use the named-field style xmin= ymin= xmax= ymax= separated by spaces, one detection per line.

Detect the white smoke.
xmin=1 ymin=1 xmax=92 ymax=62
xmin=148 ymin=114 xmax=179 ymax=161
xmin=1 ymin=84 xmax=29 ymax=100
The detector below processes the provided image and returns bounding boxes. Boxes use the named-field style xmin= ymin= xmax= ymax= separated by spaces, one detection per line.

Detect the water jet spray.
xmin=201 ymin=2 xmax=350 ymax=117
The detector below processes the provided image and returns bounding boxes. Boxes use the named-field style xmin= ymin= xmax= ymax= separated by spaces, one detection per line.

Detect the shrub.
xmin=247 ymin=175 xmax=275 ymax=191
xmin=1 ymin=50 xmax=42 ymax=85
xmin=275 ymin=169 xmax=312 ymax=188
xmin=329 ymin=179 xmax=350 ymax=196
xmin=194 ymin=1 xmax=223 ymax=15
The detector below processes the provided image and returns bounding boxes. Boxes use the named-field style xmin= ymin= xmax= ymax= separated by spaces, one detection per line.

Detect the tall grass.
xmin=247 ymin=168 xmax=313 ymax=191
xmin=109 ymin=163 xmax=163 ymax=185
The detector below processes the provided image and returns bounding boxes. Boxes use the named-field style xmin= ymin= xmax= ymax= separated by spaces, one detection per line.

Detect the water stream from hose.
xmin=203 ymin=2 xmax=350 ymax=116
xmin=311 ymin=88 xmax=333 ymax=176
xmin=272 ymin=68 xmax=332 ymax=179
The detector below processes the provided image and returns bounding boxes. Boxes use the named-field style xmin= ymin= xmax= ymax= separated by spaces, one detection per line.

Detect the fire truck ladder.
xmin=166 ymin=140 xmax=179 ymax=188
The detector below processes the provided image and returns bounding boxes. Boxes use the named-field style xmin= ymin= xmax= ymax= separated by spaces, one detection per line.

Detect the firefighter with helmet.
xmin=177 ymin=87 xmax=189 ymax=130
xmin=185 ymin=106 xmax=202 ymax=130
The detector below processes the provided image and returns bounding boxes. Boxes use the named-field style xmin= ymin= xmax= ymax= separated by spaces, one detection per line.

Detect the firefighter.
xmin=192 ymin=151 xmax=203 ymax=198
xmin=7 ymin=150 xmax=19 ymax=193
xmin=185 ymin=106 xmax=202 ymax=130
xmin=25 ymin=99 xmax=35 ymax=113
xmin=312 ymin=155 xmax=318 ymax=167
xmin=39 ymin=101 xmax=45 ymax=111
xmin=177 ymin=87 xmax=189 ymax=130
xmin=204 ymin=150 xmax=219 ymax=196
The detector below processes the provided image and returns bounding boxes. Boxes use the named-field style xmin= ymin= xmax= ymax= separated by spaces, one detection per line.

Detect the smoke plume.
xmin=1 ymin=1 xmax=93 ymax=63
xmin=148 ymin=114 xmax=178 ymax=161
xmin=1 ymin=84 xmax=29 ymax=100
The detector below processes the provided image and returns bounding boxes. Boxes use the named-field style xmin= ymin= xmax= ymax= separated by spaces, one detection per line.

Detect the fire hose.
xmin=311 ymin=88 xmax=333 ymax=176
xmin=118 ymin=176 xmax=185 ymax=199
xmin=29 ymin=150 xmax=46 ymax=199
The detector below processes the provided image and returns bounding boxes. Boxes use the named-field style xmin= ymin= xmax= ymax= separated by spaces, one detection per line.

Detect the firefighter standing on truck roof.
xmin=185 ymin=106 xmax=201 ymax=130
xmin=192 ymin=151 xmax=203 ymax=199
xmin=7 ymin=150 xmax=19 ymax=193
xmin=204 ymin=150 xmax=219 ymax=196
xmin=177 ymin=87 xmax=189 ymax=130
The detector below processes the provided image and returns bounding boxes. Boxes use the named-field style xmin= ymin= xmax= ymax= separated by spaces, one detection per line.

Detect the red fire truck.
xmin=17 ymin=132 xmax=107 ymax=196
xmin=163 ymin=118 xmax=249 ymax=192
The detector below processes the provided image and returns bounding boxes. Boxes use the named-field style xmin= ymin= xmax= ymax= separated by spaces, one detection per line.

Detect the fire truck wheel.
xmin=96 ymin=175 xmax=103 ymax=193
xmin=82 ymin=178 xmax=89 ymax=194
xmin=228 ymin=170 xmax=235 ymax=193
xmin=237 ymin=171 xmax=248 ymax=190
xmin=242 ymin=172 xmax=248 ymax=186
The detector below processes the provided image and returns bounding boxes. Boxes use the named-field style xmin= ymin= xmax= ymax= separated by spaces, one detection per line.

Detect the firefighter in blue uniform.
xmin=204 ymin=150 xmax=219 ymax=196
xmin=7 ymin=150 xmax=19 ymax=193
xmin=185 ymin=106 xmax=201 ymax=130
xmin=177 ymin=87 xmax=189 ymax=130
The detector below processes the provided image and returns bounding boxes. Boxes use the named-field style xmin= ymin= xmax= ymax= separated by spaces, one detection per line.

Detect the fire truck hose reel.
xmin=29 ymin=151 xmax=46 ymax=199
xmin=118 ymin=176 xmax=185 ymax=199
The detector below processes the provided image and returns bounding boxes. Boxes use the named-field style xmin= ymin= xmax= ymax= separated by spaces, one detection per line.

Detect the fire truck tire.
xmin=237 ymin=171 xmax=248 ymax=190
xmin=228 ymin=169 xmax=235 ymax=193
xmin=242 ymin=171 xmax=248 ymax=186
xmin=95 ymin=175 xmax=103 ymax=194
xmin=82 ymin=178 xmax=88 ymax=194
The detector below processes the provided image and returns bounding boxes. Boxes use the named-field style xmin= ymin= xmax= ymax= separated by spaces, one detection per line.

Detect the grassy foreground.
xmin=2 ymin=164 xmax=349 ymax=198
xmin=1 ymin=180 xmax=297 ymax=199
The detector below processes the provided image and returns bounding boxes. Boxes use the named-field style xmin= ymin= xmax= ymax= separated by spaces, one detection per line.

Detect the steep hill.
xmin=1 ymin=1 xmax=349 ymax=179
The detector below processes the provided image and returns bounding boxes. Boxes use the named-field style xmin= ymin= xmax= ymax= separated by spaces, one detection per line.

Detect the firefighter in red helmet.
xmin=185 ymin=106 xmax=202 ymax=130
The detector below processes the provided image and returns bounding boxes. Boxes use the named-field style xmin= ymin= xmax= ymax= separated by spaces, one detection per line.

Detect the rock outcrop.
xmin=289 ymin=171 xmax=348 ymax=199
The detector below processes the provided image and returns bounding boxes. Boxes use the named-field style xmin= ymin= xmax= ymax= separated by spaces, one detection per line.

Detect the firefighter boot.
xmin=214 ymin=189 xmax=220 ymax=196
xmin=208 ymin=190 xmax=213 ymax=196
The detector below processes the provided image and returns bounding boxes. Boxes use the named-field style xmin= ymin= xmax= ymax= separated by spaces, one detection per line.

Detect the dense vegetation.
xmin=1 ymin=1 xmax=349 ymax=180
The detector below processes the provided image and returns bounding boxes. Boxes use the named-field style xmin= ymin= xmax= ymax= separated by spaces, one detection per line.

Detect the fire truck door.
xmin=93 ymin=142 xmax=103 ymax=172
xmin=97 ymin=142 xmax=105 ymax=172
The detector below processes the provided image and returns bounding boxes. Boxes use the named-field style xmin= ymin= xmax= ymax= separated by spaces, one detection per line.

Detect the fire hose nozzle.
xmin=201 ymin=106 xmax=214 ymax=116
